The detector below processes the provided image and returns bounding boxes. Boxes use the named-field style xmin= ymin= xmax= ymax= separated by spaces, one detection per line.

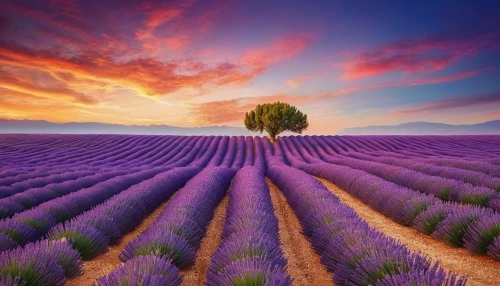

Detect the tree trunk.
xmin=269 ymin=134 xmax=276 ymax=143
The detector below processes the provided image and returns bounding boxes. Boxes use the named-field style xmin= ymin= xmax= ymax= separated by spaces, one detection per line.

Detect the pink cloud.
xmin=341 ymin=29 xmax=499 ymax=80
xmin=342 ymin=54 xmax=456 ymax=79
xmin=286 ymin=70 xmax=327 ymax=87
xmin=240 ymin=33 xmax=316 ymax=68
xmin=392 ymin=92 xmax=500 ymax=117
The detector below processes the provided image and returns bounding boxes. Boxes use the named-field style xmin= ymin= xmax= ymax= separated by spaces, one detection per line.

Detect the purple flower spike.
xmin=464 ymin=214 xmax=500 ymax=254
xmin=432 ymin=208 xmax=489 ymax=247
xmin=82 ymin=214 xmax=122 ymax=245
xmin=13 ymin=210 xmax=57 ymax=237
xmin=96 ymin=255 xmax=182 ymax=286
xmin=206 ymin=257 xmax=293 ymax=286
xmin=0 ymin=246 xmax=66 ymax=286
xmin=208 ymin=234 xmax=287 ymax=273
xmin=47 ymin=221 xmax=109 ymax=260
xmin=0 ymin=219 xmax=36 ymax=245
xmin=375 ymin=262 xmax=467 ymax=286
xmin=0 ymin=275 xmax=23 ymax=286
xmin=413 ymin=203 xmax=452 ymax=235
xmin=151 ymin=217 xmax=204 ymax=249
xmin=487 ymin=236 xmax=500 ymax=261
xmin=0 ymin=233 xmax=17 ymax=252
xmin=392 ymin=195 xmax=435 ymax=226
xmin=0 ymin=201 xmax=24 ymax=219
xmin=488 ymin=197 xmax=500 ymax=213
xmin=119 ymin=230 xmax=196 ymax=269
xmin=100 ymin=203 xmax=144 ymax=234
xmin=22 ymin=240 xmax=84 ymax=278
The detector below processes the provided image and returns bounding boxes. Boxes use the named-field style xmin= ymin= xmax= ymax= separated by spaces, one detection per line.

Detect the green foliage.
xmin=244 ymin=101 xmax=308 ymax=143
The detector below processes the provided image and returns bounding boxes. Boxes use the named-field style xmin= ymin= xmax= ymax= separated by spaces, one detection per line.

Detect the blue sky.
xmin=0 ymin=0 xmax=499 ymax=133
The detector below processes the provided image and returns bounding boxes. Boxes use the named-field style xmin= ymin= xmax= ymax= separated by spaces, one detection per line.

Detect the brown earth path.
xmin=317 ymin=177 xmax=500 ymax=286
xmin=181 ymin=195 xmax=229 ymax=285
xmin=66 ymin=199 xmax=173 ymax=286
xmin=267 ymin=179 xmax=334 ymax=286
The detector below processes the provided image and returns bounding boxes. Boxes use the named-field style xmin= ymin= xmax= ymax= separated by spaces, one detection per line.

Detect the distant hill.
xmin=0 ymin=119 xmax=252 ymax=136
xmin=338 ymin=120 xmax=500 ymax=135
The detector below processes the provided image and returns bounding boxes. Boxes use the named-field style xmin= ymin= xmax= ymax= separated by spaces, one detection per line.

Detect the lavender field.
xmin=1 ymin=134 xmax=500 ymax=285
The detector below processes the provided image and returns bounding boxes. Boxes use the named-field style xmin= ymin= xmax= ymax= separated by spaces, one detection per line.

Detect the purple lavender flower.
xmin=206 ymin=257 xmax=293 ymax=286
xmin=13 ymin=210 xmax=56 ymax=237
xmin=0 ymin=275 xmax=23 ymax=286
xmin=487 ymin=236 xmax=500 ymax=261
xmin=0 ymin=220 xmax=36 ymax=245
xmin=464 ymin=214 xmax=500 ymax=254
xmin=375 ymin=263 xmax=467 ymax=286
xmin=0 ymin=233 xmax=17 ymax=252
xmin=433 ymin=207 xmax=491 ymax=246
xmin=47 ymin=221 xmax=108 ymax=260
xmin=0 ymin=245 xmax=66 ymax=286
xmin=119 ymin=230 xmax=196 ymax=269
xmin=413 ymin=203 xmax=452 ymax=235
xmin=0 ymin=201 xmax=24 ymax=219
xmin=95 ymin=255 xmax=182 ymax=286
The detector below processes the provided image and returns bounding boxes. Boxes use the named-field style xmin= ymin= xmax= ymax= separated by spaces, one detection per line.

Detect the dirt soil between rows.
xmin=267 ymin=179 xmax=334 ymax=286
xmin=317 ymin=177 xmax=500 ymax=286
xmin=181 ymin=195 xmax=229 ymax=285
xmin=66 ymin=199 xmax=172 ymax=286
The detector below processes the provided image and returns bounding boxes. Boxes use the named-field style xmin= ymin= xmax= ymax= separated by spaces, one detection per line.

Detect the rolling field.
xmin=1 ymin=134 xmax=500 ymax=285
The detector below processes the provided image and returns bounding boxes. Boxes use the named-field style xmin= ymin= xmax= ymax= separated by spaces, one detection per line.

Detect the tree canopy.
xmin=244 ymin=102 xmax=308 ymax=143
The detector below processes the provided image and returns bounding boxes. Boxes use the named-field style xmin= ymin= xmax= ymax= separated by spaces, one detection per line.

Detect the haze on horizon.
xmin=0 ymin=0 xmax=499 ymax=134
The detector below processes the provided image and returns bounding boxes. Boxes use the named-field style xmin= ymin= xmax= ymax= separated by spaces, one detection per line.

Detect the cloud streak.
xmin=341 ymin=25 xmax=499 ymax=79
xmin=392 ymin=92 xmax=500 ymax=116
xmin=240 ymin=33 xmax=316 ymax=68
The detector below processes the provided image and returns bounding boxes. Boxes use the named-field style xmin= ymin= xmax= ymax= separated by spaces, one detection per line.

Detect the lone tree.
xmin=244 ymin=102 xmax=308 ymax=143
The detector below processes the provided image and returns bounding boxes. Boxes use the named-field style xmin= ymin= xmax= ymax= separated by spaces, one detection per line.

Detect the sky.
xmin=0 ymin=0 xmax=499 ymax=134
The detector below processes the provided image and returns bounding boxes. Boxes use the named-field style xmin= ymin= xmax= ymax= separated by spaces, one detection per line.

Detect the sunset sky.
xmin=0 ymin=0 xmax=499 ymax=134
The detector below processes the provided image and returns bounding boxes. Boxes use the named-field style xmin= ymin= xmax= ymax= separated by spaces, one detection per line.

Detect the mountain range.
xmin=0 ymin=119 xmax=499 ymax=135
xmin=0 ymin=119 xmax=252 ymax=136
xmin=338 ymin=120 xmax=500 ymax=135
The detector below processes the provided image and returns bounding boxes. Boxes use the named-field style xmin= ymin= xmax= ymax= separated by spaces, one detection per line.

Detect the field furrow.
xmin=66 ymin=198 xmax=173 ymax=286
xmin=267 ymin=179 xmax=333 ymax=286
xmin=181 ymin=195 xmax=229 ymax=285
xmin=317 ymin=177 xmax=500 ymax=286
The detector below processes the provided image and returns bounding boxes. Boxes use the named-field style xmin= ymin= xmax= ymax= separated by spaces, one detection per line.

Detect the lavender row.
xmin=341 ymin=136 xmax=500 ymax=159
xmin=0 ymin=169 xmax=97 ymax=198
xmin=360 ymin=148 xmax=500 ymax=178
xmin=0 ymin=166 xmax=174 ymax=251
xmin=8 ymin=135 xmax=157 ymax=166
xmin=1 ymin=135 xmax=146 ymax=168
xmin=347 ymin=150 xmax=500 ymax=191
xmin=97 ymin=167 xmax=235 ymax=285
xmin=298 ymin=162 xmax=500 ymax=261
xmin=0 ymin=239 xmax=83 ymax=285
xmin=207 ymin=166 xmax=292 ymax=285
xmin=0 ymin=169 xmax=129 ymax=219
xmin=266 ymin=162 xmax=467 ymax=285
xmin=297 ymin=136 xmax=500 ymax=211
xmin=47 ymin=167 xmax=199 ymax=260
xmin=94 ymin=255 xmax=182 ymax=286
xmin=119 ymin=167 xmax=235 ymax=265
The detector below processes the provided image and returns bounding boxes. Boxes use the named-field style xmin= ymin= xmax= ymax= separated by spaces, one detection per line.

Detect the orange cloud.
xmin=0 ymin=43 xmax=260 ymax=98
xmin=193 ymin=68 xmax=487 ymax=125
xmin=0 ymin=68 xmax=96 ymax=105
xmin=193 ymin=90 xmax=351 ymax=125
